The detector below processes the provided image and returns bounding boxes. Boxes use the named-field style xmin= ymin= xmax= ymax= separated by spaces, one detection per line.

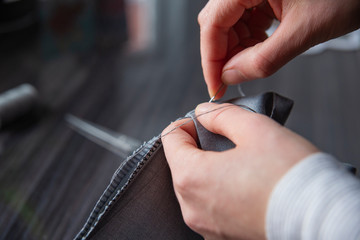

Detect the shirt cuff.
xmin=266 ymin=152 xmax=360 ymax=240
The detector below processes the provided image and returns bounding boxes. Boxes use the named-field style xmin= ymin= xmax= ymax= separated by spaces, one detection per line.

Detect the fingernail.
xmin=222 ymin=69 xmax=244 ymax=84
xmin=208 ymin=84 xmax=227 ymax=101
xmin=208 ymin=87 xmax=215 ymax=98
xmin=195 ymin=102 xmax=214 ymax=114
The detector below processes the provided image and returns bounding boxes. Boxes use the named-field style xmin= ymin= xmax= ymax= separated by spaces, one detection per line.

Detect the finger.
xmin=248 ymin=28 xmax=268 ymax=42
xmin=222 ymin=11 xmax=313 ymax=84
xmin=247 ymin=9 xmax=274 ymax=30
xmin=198 ymin=0 xmax=263 ymax=97
xmin=162 ymin=119 xmax=202 ymax=171
xmin=195 ymin=102 xmax=279 ymax=145
xmin=228 ymin=28 xmax=240 ymax=53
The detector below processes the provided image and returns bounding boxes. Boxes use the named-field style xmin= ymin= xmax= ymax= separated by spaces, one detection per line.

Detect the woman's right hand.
xmin=199 ymin=0 xmax=360 ymax=98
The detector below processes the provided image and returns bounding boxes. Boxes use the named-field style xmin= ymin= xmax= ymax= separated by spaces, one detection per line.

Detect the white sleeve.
xmin=266 ymin=152 xmax=360 ymax=240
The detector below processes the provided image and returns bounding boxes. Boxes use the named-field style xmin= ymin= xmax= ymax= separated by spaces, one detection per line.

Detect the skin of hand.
xmin=199 ymin=0 xmax=360 ymax=98
xmin=162 ymin=102 xmax=318 ymax=240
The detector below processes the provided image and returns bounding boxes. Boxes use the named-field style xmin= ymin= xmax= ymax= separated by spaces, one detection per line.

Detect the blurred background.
xmin=0 ymin=0 xmax=359 ymax=239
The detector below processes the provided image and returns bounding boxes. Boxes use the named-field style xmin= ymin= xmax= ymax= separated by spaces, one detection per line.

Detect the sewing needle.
xmin=209 ymin=83 xmax=225 ymax=103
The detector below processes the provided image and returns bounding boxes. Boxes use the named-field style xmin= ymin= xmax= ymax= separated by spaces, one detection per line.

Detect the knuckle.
xmin=173 ymin=171 xmax=194 ymax=195
xmin=183 ymin=209 xmax=212 ymax=235
xmin=197 ymin=9 xmax=207 ymax=26
xmin=251 ymin=53 xmax=276 ymax=78
xmin=183 ymin=211 xmax=200 ymax=231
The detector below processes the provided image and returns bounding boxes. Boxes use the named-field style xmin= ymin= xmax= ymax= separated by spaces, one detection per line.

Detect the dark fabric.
xmin=74 ymin=138 xmax=201 ymax=240
xmin=88 ymin=145 xmax=201 ymax=240
xmin=187 ymin=92 xmax=294 ymax=152
xmin=74 ymin=92 xmax=294 ymax=240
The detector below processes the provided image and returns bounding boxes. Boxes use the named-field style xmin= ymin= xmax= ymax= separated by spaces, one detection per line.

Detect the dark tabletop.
xmin=0 ymin=0 xmax=359 ymax=239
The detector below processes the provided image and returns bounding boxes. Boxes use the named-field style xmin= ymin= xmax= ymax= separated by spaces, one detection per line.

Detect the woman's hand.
xmin=199 ymin=0 xmax=360 ymax=98
xmin=162 ymin=103 xmax=318 ymax=239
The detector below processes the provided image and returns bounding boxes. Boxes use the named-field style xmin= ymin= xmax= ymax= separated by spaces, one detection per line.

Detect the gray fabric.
xmin=74 ymin=92 xmax=294 ymax=240
xmin=186 ymin=92 xmax=294 ymax=152
xmin=186 ymin=109 xmax=235 ymax=152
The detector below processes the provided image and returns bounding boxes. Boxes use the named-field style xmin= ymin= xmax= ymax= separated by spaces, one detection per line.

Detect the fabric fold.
xmin=74 ymin=92 xmax=294 ymax=240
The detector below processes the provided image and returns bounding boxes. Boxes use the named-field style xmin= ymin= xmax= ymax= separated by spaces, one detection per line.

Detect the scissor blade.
xmin=65 ymin=114 xmax=141 ymax=158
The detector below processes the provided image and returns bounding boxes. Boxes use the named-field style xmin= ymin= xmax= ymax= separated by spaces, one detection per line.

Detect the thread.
xmin=237 ymin=84 xmax=246 ymax=97
xmin=209 ymin=83 xmax=225 ymax=103
xmin=160 ymin=105 xmax=230 ymax=138
xmin=160 ymin=103 xmax=256 ymax=139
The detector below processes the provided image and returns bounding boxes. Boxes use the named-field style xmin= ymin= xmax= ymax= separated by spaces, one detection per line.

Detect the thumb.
xmin=222 ymin=14 xmax=313 ymax=84
xmin=195 ymin=102 xmax=279 ymax=145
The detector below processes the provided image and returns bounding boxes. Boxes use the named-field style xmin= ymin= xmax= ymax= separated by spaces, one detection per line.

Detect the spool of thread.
xmin=0 ymin=84 xmax=39 ymax=128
